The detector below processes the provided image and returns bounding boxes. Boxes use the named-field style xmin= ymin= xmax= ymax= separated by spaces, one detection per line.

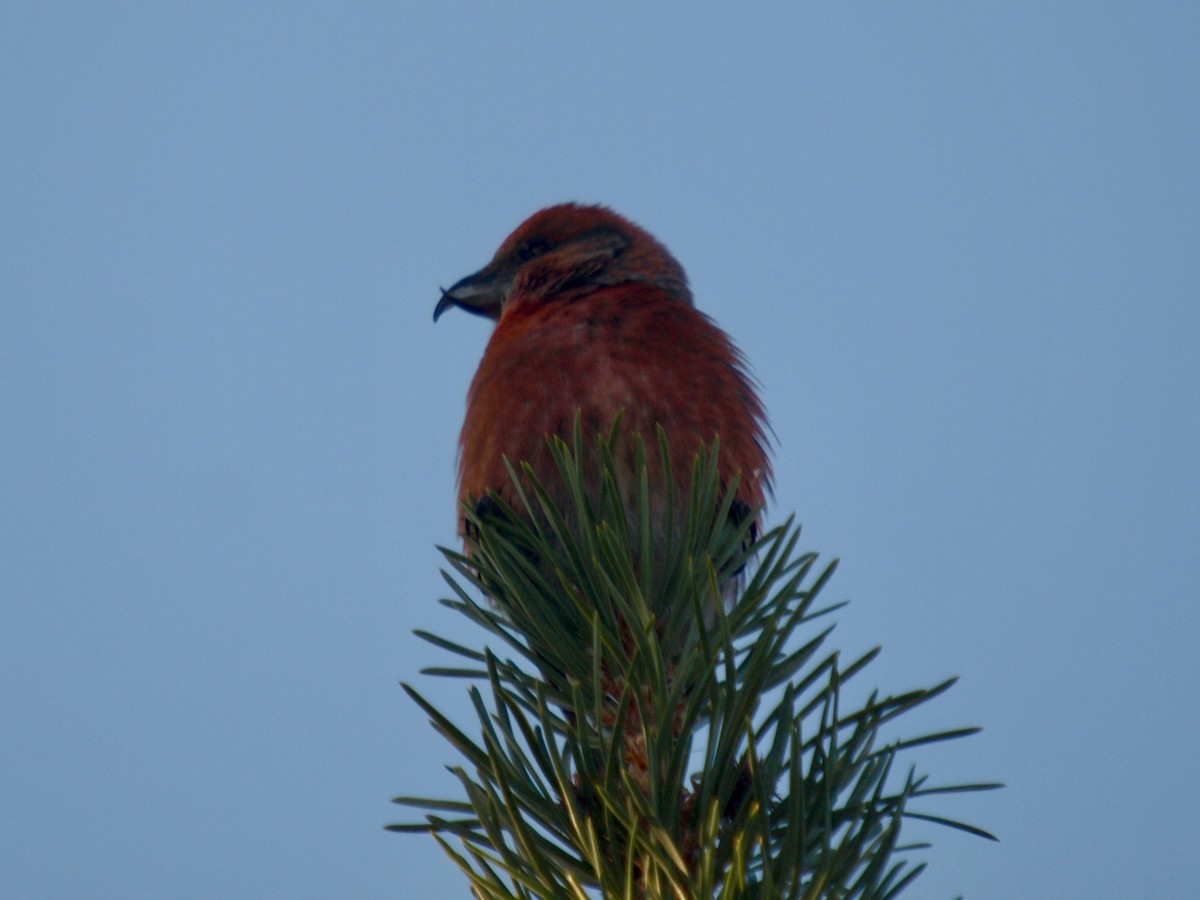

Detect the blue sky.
xmin=2 ymin=3 xmax=1197 ymax=897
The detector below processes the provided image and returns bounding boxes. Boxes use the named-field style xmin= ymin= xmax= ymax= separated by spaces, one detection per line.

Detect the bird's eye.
xmin=515 ymin=237 xmax=555 ymax=263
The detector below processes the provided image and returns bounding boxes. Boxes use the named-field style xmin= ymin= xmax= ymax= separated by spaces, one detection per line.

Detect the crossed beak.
xmin=433 ymin=265 xmax=506 ymax=322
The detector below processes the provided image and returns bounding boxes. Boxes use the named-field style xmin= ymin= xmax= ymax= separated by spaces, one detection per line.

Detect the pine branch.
xmin=392 ymin=428 xmax=998 ymax=898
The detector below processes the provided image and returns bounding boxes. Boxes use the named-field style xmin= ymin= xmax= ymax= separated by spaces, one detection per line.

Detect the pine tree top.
xmin=392 ymin=424 xmax=999 ymax=899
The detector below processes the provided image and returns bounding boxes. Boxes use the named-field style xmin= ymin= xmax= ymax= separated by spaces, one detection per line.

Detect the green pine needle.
xmin=394 ymin=423 xmax=997 ymax=898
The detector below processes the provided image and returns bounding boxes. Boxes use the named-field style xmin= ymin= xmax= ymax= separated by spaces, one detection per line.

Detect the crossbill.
xmin=435 ymin=203 xmax=770 ymax=607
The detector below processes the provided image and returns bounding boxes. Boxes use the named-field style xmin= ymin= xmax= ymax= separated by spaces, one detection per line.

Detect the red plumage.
xmin=436 ymin=203 xmax=770 ymax=562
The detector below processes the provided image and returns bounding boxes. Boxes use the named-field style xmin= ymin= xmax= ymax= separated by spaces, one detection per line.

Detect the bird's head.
xmin=434 ymin=203 xmax=692 ymax=322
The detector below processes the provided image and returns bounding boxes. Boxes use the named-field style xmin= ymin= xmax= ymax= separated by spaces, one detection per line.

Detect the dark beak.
xmin=433 ymin=266 xmax=506 ymax=322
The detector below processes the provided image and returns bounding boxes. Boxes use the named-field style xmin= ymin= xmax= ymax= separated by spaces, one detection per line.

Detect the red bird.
xmin=435 ymin=203 xmax=770 ymax=588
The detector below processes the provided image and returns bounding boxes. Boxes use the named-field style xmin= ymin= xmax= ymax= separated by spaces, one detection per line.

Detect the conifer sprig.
xmin=392 ymin=427 xmax=998 ymax=898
